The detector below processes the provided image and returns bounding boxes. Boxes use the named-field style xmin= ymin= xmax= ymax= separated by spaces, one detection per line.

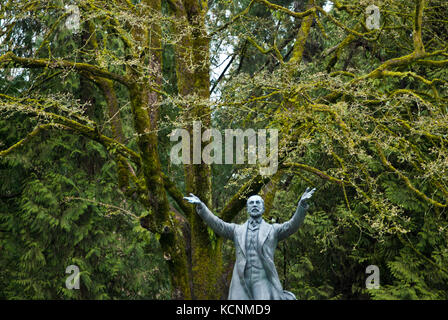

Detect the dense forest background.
xmin=1 ymin=0 xmax=447 ymax=299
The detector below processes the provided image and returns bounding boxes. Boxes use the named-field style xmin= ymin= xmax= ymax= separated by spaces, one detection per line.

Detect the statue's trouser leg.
xmin=244 ymin=265 xmax=272 ymax=299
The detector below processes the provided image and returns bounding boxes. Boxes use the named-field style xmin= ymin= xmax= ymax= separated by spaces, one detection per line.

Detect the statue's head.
xmin=247 ymin=195 xmax=265 ymax=218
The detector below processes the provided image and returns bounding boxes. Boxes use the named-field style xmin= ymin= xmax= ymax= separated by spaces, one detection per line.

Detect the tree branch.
xmin=282 ymin=162 xmax=346 ymax=186
xmin=162 ymin=172 xmax=193 ymax=218
xmin=376 ymin=143 xmax=446 ymax=208
xmin=210 ymin=0 xmax=255 ymax=37
xmin=0 ymin=123 xmax=60 ymax=157
xmin=0 ymin=52 xmax=132 ymax=88
xmin=254 ymin=0 xmax=316 ymax=19
xmin=0 ymin=102 xmax=141 ymax=166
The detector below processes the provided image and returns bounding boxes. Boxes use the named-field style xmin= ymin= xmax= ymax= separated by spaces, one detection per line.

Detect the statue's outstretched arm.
xmin=184 ymin=193 xmax=235 ymax=240
xmin=276 ymin=187 xmax=316 ymax=241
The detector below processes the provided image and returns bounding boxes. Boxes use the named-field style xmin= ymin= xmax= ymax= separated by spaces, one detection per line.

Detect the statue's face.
xmin=247 ymin=195 xmax=265 ymax=218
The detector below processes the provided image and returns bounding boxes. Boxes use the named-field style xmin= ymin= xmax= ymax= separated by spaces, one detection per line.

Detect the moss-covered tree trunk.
xmin=125 ymin=0 xmax=192 ymax=299
xmin=170 ymin=0 xmax=225 ymax=299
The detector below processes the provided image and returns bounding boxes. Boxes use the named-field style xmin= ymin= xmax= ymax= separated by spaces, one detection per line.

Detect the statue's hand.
xmin=299 ymin=187 xmax=316 ymax=206
xmin=183 ymin=193 xmax=202 ymax=205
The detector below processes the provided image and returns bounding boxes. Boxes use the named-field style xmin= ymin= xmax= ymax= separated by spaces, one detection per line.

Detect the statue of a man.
xmin=184 ymin=187 xmax=316 ymax=300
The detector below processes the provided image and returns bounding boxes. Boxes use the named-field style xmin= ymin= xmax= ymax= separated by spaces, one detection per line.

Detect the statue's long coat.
xmin=196 ymin=202 xmax=308 ymax=300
